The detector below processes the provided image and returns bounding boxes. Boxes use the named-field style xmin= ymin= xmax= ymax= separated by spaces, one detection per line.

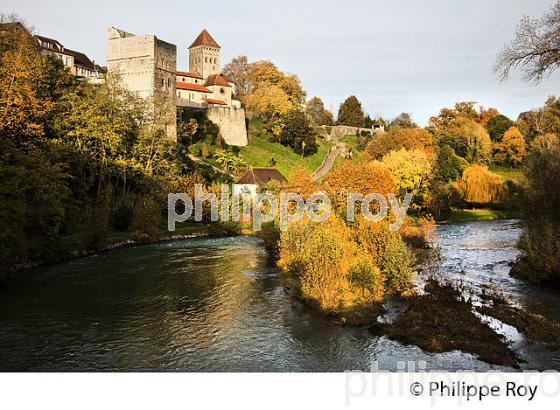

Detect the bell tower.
xmin=188 ymin=29 xmax=221 ymax=81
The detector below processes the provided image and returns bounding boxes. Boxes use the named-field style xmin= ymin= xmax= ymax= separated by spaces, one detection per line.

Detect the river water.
xmin=0 ymin=219 xmax=559 ymax=371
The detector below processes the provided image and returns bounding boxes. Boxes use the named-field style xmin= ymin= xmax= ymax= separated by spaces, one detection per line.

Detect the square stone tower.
xmin=107 ymin=27 xmax=177 ymax=140
xmin=188 ymin=29 xmax=220 ymax=81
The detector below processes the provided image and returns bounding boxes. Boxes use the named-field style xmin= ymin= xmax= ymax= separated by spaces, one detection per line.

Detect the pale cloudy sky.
xmin=2 ymin=0 xmax=559 ymax=124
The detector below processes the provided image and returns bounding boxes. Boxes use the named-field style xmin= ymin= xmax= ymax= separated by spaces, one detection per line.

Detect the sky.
xmin=2 ymin=0 xmax=559 ymax=125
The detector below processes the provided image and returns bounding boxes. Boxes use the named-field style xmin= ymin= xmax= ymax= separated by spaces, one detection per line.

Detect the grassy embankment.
xmin=238 ymin=119 xmax=331 ymax=178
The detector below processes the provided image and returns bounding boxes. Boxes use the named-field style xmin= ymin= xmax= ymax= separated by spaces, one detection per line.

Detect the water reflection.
xmin=0 ymin=222 xmax=558 ymax=371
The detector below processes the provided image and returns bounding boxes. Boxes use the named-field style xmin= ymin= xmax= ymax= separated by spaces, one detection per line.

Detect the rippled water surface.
xmin=0 ymin=220 xmax=559 ymax=371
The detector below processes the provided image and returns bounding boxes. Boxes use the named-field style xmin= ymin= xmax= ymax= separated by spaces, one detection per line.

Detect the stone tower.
xmin=107 ymin=27 xmax=177 ymax=140
xmin=188 ymin=29 xmax=220 ymax=81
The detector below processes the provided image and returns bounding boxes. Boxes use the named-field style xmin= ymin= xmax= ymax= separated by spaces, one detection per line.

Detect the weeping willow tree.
xmin=455 ymin=165 xmax=508 ymax=205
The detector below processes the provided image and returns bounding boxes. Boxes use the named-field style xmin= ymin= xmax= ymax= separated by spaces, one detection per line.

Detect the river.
xmin=0 ymin=219 xmax=559 ymax=371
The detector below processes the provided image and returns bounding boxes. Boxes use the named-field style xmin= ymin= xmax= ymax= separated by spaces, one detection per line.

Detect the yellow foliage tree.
xmin=0 ymin=22 xmax=55 ymax=146
xmin=455 ymin=165 xmax=508 ymax=205
xmin=380 ymin=148 xmax=434 ymax=209
xmin=493 ymin=126 xmax=527 ymax=167
xmin=244 ymin=85 xmax=294 ymax=121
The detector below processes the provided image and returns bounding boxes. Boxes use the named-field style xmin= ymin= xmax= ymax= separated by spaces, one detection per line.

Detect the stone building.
xmin=106 ymin=27 xmax=177 ymax=140
xmin=176 ymin=29 xmax=247 ymax=145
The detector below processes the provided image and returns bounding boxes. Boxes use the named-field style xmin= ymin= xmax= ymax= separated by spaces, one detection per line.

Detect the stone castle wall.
xmin=206 ymin=106 xmax=248 ymax=146
xmin=316 ymin=125 xmax=384 ymax=141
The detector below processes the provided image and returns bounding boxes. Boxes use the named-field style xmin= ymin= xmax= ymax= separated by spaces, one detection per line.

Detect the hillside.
xmin=239 ymin=120 xmax=331 ymax=178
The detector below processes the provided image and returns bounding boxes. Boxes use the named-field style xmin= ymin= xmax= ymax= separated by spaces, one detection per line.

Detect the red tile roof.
xmin=203 ymin=98 xmax=227 ymax=105
xmin=189 ymin=29 xmax=220 ymax=49
xmin=176 ymin=82 xmax=212 ymax=93
xmin=204 ymin=74 xmax=231 ymax=87
xmin=176 ymin=71 xmax=203 ymax=79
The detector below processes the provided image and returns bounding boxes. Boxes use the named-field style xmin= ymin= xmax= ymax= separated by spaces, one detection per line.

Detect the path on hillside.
xmin=312 ymin=146 xmax=341 ymax=181
xmin=187 ymin=154 xmax=234 ymax=178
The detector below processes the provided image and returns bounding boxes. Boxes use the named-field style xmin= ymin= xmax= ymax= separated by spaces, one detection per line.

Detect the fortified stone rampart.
xmin=316 ymin=125 xmax=385 ymax=141
xmin=206 ymin=106 xmax=248 ymax=146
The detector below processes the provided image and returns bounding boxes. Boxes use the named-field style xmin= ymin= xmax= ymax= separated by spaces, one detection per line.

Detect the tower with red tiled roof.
xmin=188 ymin=29 xmax=221 ymax=81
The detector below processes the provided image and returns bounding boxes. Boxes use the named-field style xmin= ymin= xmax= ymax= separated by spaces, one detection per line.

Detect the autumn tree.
xmin=388 ymin=112 xmax=417 ymax=129
xmin=222 ymin=55 xmax=252 ymax=99
xmin=366 ymin=127 xmax=434 ymax=159
xmin=493 ymin=126 xmax=527 ymax=167
xmin=244 ymin=85 xmax=294 ymax=121
xmin=485 ymin=114 xmax=513 ymax=141
xmin=305 ymin=96 xmax=333 ymax=125
xmin=440 ymin=118 xmax=492 ymax=164
xmin=517 ymin=96 xmax=560 ymax=141
xmin=336 ymin=95 xmax=365 ymax=127
xmin=249 ymin=60 xmax=306 ymax=104
xmin=381 ymin=148 xmax=434 ymax=209
xmin=496 ymin=1 xmax=560 ymax=83
xmin=455 ymin=165 xmax=508 ymax=205
xmin=321 ymin=160 xmax=396 ymax=215
xmin=0 ymin=20 xmax=55 ymax=147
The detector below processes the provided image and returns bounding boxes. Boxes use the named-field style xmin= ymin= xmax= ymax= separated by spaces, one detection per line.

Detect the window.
xmin=167 ymin=78 xmax=171 ymax=88
xmin=161 ymin=78 xmax=164 ymax=88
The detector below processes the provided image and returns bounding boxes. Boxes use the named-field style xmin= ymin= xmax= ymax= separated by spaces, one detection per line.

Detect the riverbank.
xmin=0 ymin=222 xmax=212 ymax=282
xmin=446 ymin=208 xmax=519 ymax=223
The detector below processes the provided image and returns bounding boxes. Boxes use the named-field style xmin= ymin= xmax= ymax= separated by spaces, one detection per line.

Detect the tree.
xmin=443 ymin=118 xmax=492 ymax=164
xmin=433 ymin=145 xmax=468 ymax=183
xmin=485 ymin=114 xmax=513 ymax=141
xmin=244 ymin=85 xmax=294 ymax=121
xmin=0 ymin=20 xmax=55 ymax=147
xmin=517 ymin=96 xmax=560 ymax=141
xmin=305 ymin=96 xmax=332 ymax=125
xmin=336 ymin=96 xmax=365 ymax=127
xmin=454 ymin=165 xmax=508 ymax=205
xmin=321 ymin=160 xmax=396 ymax=215
xmin=388 ymin=112 xmax=417 ymax=129
xmin=249 ymin=60 xmax=306 ymax=104
xmin=365 ymin=127 xmax=434 ymax=159
xmin=496 ymin=1 xmax=560 ymax=83
xmin=279 ymin=109 xmax=318 ymax=156
xmin=381 ymin=148 xmax=433 ymax=209
xmin=222 ymin=55 xmax=252 ymax=99
xmin=515 ymin=133 xmax=560 ymax=281
xmin=493 ymin=126 xmax=527 ymax=167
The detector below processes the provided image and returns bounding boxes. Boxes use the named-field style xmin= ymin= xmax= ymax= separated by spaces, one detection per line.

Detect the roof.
xmin=202 ymin=97 xmax=227 ymax=105
xmin=189 ymin=29 xmax=220 ymax=49
xmin=65 ymin=49 xmax=95 ymax=70
xmin=176 ymin=71 xmax=203 ymax=79
xmin=204 ymin=74 xmax=231 ymax=87
xmin=176 ymin=82 xmax=212 ymax=93
xmin=35 ymin=34 xmax=66 ymax=52
xmin=236 ymin=168 xmax=288 ymax=187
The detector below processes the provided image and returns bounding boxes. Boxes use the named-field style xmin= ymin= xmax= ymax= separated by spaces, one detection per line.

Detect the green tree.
xmin=305 ymin=96 xmax=332 ymax=126
xmin=279 ymin=109 xmax=318 ymax=156
xmin=336 ymin=95 xmax=365 ymax=127
xmin=442 ymin=118 xmax=492 ymax=164
xmin=485 ymin=114 xmax=513 ymax=141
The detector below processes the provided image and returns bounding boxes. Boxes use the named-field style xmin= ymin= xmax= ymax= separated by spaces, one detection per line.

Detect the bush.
xmin=353 ymin=218 xmax=414 ymax=293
